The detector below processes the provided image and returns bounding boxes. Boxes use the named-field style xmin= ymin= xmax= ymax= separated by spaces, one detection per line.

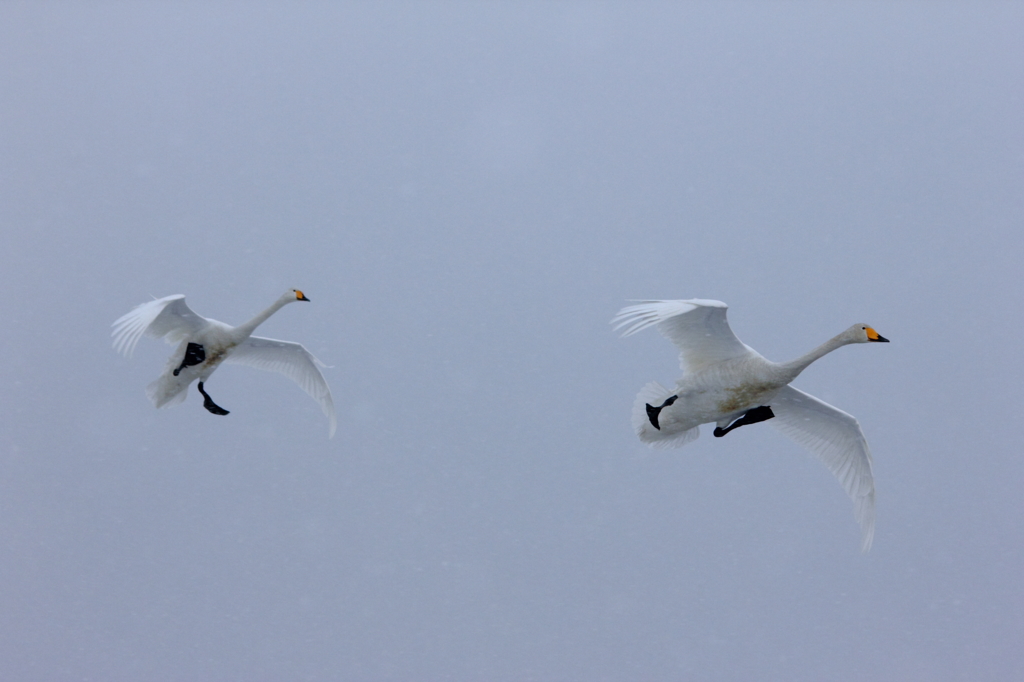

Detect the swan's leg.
xmin=197 ymin=381 xmax=230 ymax=415
xmin=713 ymin=405 xmax=774 ymax=437
xmin=645 ymin=394 xmax=679 ymax=430
xmin=173 ymin=343 xmax=206 ymax=377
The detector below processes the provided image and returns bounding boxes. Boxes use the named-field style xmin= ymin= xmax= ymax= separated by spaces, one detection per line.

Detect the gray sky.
xmin=1 ymin=2 xmax=1022 ymax=680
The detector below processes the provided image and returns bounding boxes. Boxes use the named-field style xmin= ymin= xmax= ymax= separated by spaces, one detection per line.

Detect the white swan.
xmin=612 ymin=299 xmax=888 ymax=551
xmin=113 ymin=290 xmax=337 ymax=438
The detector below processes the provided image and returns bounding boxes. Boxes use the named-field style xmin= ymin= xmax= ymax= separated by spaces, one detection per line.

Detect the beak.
xmin=296 ymin=290 xmax=310 ymax=302
xmin=865 ymin=327 xmax=888 ymax=342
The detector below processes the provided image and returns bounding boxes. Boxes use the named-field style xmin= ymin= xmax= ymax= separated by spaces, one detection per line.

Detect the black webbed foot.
xmin=173 ymin=342 xmax=206 ymax=377
xmin=713 ymin=405 xmax=775 ymax=437
xmin=645 ymin=394 xmax=679 ymax=430
xmin=197 ymin=381 xmax=229 ymax=416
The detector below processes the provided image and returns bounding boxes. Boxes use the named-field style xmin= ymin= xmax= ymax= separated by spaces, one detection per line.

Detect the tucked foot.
xmin=713 ymin=405 xmax=775 ymax=437
xmin=173 ymin=342 xmax=206 ymax=377
xmin=197 ymin=381 xmax=230 ymax=416
xmin=645 ymin=394 xmax=679 ymax=430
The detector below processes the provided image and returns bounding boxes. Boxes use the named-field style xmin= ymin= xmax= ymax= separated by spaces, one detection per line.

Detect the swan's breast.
xmin=193 ymin=330 xmax=238 ymax=371
xmin=716 ymin=381 xmax=780 ymax=414
xmin=204 ymin=346 xmax=231 ymax=366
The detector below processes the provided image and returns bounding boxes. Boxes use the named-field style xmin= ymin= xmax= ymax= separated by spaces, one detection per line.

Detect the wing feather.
xmin=226 ymin=336 xmax=337 ymax=438
xmin=768 ymin=385 xmax=876 ymax=552
xmin=612 ymin=299 xmax=755 ymax=372
xmin=111 ymin=295 xmax=208 ymax=358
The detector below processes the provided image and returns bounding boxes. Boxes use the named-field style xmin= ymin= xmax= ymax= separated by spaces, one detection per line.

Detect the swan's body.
xmin=113 ymin=290 xmax=337 ymax=438
xmin=612 ymin=299 xmax=888 ymax=551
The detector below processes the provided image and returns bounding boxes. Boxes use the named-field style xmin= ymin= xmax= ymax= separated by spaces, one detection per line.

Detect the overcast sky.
xmin=1 ymin=2 xmax=1022 ymax=680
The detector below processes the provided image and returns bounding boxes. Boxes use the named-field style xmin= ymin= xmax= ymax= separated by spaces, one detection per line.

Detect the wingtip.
xmin=860 ymin=527 xmax=875 ymax=553
xmin=610 ymin=299 xmax=726 ymax=337
xmin=858 ymin=502 xmax=876 ymax=553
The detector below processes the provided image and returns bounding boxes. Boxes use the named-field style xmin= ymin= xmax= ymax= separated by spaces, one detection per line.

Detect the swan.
xmin=113 ymin=290 xmax=337 ymax=438
xmin=612 ymin=299 xmax=888 ymax=551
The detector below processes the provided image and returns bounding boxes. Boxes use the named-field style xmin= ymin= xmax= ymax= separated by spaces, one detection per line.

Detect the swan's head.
xmin=289 ymin=289 xmax=310 ymax=302
xmin=848 ymin=324 xmax=889 ymax=343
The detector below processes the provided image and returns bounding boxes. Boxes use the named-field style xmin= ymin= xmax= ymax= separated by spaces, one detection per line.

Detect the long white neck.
xmin=776 ymin=332 xmax=854 ymax=382
xmin=232 ymin=294 xmax=292 ymax=340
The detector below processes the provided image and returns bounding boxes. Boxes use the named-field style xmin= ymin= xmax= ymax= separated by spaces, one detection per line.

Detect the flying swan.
xmin=113 ymin=290 xmax=337 ymax=438
xmin=612 ymin=299 xmax=888 ymax=551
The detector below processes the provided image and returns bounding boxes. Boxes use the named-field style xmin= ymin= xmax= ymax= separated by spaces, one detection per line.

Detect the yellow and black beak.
xmin=295 ymin=290 xmax=310 ymax=302
xmin=866 ymin=327 xmax=889 ymax=342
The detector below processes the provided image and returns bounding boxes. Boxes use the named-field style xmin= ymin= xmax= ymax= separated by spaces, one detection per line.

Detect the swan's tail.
xmin=631 ymin=381 xmax=700 ymax=449
xmin=145 ymin=343 xmax=192 ymax=408
xmin=146 ymin=373 xmax=190 ymax=408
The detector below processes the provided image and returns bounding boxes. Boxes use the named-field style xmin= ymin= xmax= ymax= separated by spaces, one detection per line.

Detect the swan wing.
xmin=112 ymin=295 xmax=208 ymax=358
xmin=612 ymin=299 xmax=754 ymax=372
xmin=768 ymin=385 xmax=876 ymax=552
xmin=226 ymin=336 xmax=337 ymax=438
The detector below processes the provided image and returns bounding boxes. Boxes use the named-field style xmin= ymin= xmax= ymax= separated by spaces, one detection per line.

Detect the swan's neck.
xmin=232 ymin=296 xmax=290 ymax=340
xmin=776 ymin=332 xmax=852 ymax=382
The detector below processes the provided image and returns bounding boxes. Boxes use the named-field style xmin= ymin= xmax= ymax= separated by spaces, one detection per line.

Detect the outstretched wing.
xmin=768 ymin=385 xmax=876 ymax=552
xmin=612 ymin=299 xmax=756 ymax=372
xmin=112 ymin=295 xmax=208 ymax=358
xmin=226 ymin=336 xmax=337 ymax=438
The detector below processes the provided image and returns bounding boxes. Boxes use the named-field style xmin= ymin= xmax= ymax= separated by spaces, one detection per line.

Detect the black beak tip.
xmin=875 ymin=335 xmax=889 ymax=343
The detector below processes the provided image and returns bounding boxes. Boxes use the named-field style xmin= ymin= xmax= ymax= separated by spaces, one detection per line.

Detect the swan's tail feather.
xmin=146 ymin=373 xmax=190 ymax=408
xmin=631 ymin=381 xmax=700 ymax=449
xmin=145 ymin=342 xmax=192 ymax=408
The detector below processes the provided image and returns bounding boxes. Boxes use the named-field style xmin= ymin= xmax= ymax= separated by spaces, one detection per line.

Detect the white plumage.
xmin=613 ymin=299 xmax=888 ymax=551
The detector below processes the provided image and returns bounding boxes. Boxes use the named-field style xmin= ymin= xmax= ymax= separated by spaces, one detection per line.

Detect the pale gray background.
xmin=1 ymin=2 xmax=1021 ymax=680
